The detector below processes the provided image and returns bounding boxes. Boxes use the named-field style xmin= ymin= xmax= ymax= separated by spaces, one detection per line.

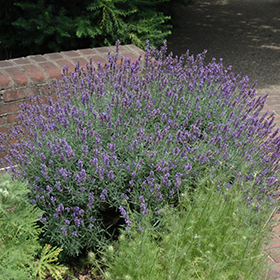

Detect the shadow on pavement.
xmin=167 ymin=0 xmax=280 ymax=89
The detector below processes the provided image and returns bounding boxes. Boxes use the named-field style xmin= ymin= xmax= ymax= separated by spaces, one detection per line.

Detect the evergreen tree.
xmin=0 ymin=0 xmax=173 ymax=60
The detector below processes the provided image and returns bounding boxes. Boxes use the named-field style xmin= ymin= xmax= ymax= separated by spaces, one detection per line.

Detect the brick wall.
xmin=0 ymin=44 xmax=144 ymax=135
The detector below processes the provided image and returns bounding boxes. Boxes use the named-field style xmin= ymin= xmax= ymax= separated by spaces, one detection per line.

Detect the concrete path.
xmin=167 ymin=0 xmax=280 ymax=278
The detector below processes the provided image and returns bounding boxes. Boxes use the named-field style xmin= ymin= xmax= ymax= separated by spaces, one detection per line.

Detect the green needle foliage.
xmin=0 ymin=0 xmax=172 ymax=60
xmin=0 ymin=172 xmax=67 ymax=280
xmin=93 ymin=169 xmax=277 ymax=279
xmin=33 ymin=244 xmax=66 ymax=280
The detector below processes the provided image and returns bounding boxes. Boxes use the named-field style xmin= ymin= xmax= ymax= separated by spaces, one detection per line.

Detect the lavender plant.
xmin=0 ymin=40 xmax=279 ymax=257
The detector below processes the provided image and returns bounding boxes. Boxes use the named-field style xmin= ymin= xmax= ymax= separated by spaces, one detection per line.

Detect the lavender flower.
xmin=119 ymin=206 xmax=131 ymax=226
xmin=100 ymin=189 xmax=108 ymax=200
xmin=60 ymin=227 xmax=68 ymax=235
xmin=121 ymin=193 xmax=129 ymax=200
xmin=55 ymin=181 xmax=62 ymax=192
xmin=2 ymin=40 xmax=280 ymax=257
xmin=108 ymin=170 xmax=114 ymax=179
xmin=78 ymin=159 xmax=83 ymax=170
xmin=139 ymin=195 xmax=149 ymax=216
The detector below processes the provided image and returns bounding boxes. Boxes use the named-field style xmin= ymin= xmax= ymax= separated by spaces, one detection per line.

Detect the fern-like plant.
xmin=0 ymin=172 xmax=66 ymax=280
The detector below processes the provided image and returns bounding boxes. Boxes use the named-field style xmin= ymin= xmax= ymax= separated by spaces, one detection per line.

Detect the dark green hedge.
xmin=0 ymin=0 xmax=180 ymax=60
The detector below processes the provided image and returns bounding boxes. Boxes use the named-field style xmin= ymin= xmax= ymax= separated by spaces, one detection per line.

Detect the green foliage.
xmin=0 ymin=0 xmax=172 ymax=60
xmin=33 ymin=244 xmax=66 ymax=280
xmin=0 ymin=172 xmax=67 ymax=280
xmin=94 ymin=170 xmax=276 ymax=279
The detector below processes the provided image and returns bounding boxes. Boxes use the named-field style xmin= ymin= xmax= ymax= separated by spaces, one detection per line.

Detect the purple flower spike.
xmin=82 ymin=145 xmax=88 ymax=155
xmin=121 ymin=193 xmax=129 ymax=200
xmin=100 ymin=189 xmax=108 ymax=200
xmin=40 ymin=153 xmax=46 ymax=161
xmin=108 ymin=170 xmax=114 ymax=179
xmin=78 ymin=159 xmax=83 ymax=170
xmin=60 ymin=227 xmax=68 ymax=236
xmin=119 ymin=206 xmax=131 ymax=226
xmin=139 ymin=195 xmax=149 ymax=216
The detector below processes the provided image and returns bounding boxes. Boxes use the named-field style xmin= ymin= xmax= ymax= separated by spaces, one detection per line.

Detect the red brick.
xmin=266 ymin=236 xmax=280 ymax=250
xmin=0 ymin=71 xmax=13 ymax=89
xmin=267 ymin=254 xmax=275 ymax=264
xmin=117 ymin=45 xmax=130 ymax=52
xmin=3 ymin=87 xmax=38 ymax=102
xmin=21 ymin=64 xmax=46 ymax=83
xmin=273 ymin=217 xmax=280 ymax=234
xmin=266 ymin=99 xmax=278 ymax=106
xmin=28 ymin=55 xmax=47 ymax=62
xmin=0 ymin=125 xmax=13 ymax=135
xmin=3 ymin=67 xmax=29 ymax=87
xmin=107 ymin=46 xmax=117 ymax=54
xmin=44 ymin=53 xmax=64 ymax=60
xmin=120 ymin=52 xmax=142 ymax=63
xmin=94 ymin=46 xmax=111 ymax=54
xmin=273 ymin=110 xmax=280 ymax=116
xmin=38 ymin=62 xmax=62 ymax=80
xmin=54 ymin=59 xmax=75 ymax=73
xmin=70 ymin=57 xmax=88 ymax=68
xmin=41 ymin=94 xmax=58 ymax=104
xmin=0 ymin=101 xmax=22 ymax=115
xmin=266 ymin=262 xmax=280 ymax=279
xmin=39 ymin=84 xmax=56 ymax=95
xmin=13 ymin=58 xmax=31 ymax=65
xmin=260 ymin=106 xmax=271 ymax=113
xmin=273 ymin=116 xmax=280 ymax=129
xmin=78 ymin=48 xmax=99 ymax=56
xmin=273 ymin=214 xmax=280 ymax=221
xmin=268 ymin=248 xmax=280 ymax=263
xmin=0 ymin=150 xmax=9 ymax=164
xmin=0 ymin=115 xmax=6 ymax=126
xmin=50 ymin=94 xmax=58 ymax=103
xmin=126 ymin=44 xmax=145 ymax=54
xmin=7 ymin=113 xmax=19 ymax=124
xmin=0 ymin=61 xmax=14 ymax=68
xmin=90 ymin=55 xmax=108 ymax=67
xmin=60 ymin=50 xmax=81 ymax=58
xmin=117 ymin=53 xmax=143 ymax=68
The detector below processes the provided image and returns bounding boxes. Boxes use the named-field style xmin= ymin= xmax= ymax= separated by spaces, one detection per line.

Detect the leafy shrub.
xmin=0 ymin=41 xmax=279 ymax=257
xmin=93 ymin=170 xmax=275 ymax=279
xmin=0 ymin=172 xmax=67 ymax=280
xmin=0 ymin=0 xmax=172 ymax=60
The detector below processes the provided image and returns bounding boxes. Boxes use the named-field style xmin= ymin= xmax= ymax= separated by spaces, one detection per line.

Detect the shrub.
xmin=0 ymin=172 xmax=67 ymax=280
xmin=0 ymin=0 xmax=171 ymax=60
xmin=0 ymin=41 xmax=279 ymax=257
xmin=93 ymin=170 xmax=276 ymax=279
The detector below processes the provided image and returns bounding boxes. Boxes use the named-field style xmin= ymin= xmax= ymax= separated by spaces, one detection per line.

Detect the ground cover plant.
xmin=93 ymin=169 xmax=276 ymax=279
xmin=0 ymin=41 xmax=280 ymax=262
xmin=0 ymin=172 xmax=66 ymax=280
